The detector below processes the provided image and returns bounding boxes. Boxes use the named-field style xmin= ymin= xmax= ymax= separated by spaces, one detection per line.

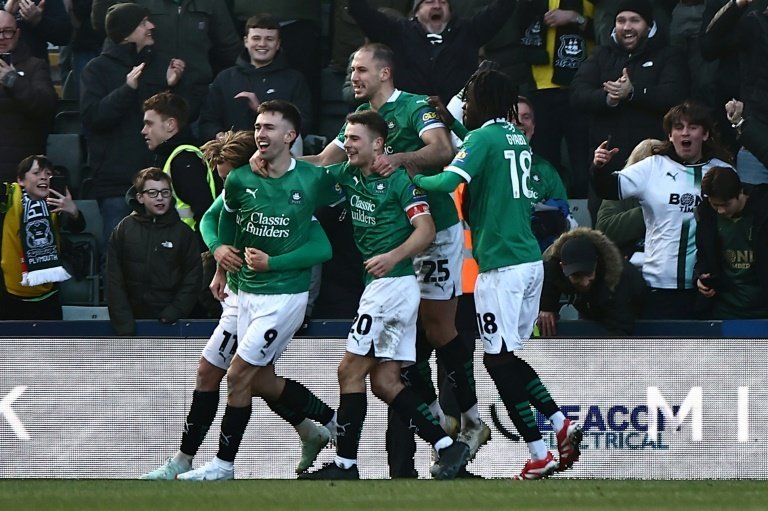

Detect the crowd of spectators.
xmin=0 ymin=0 xmax=767 ymax=328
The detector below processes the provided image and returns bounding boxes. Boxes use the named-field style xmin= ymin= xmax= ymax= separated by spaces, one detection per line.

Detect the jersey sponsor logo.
xmin=350 ymin=194 xmax=377 ymax=225
xmin=666 ymin=172 xmax=678 ymax=181
xmin=244 ymin=212 xmax=290 ymax=238
xmin=289 ymin=190 xmax=304 ymax=205
xmin=668 ymin=193 xmax=701 ymax=213
xmin=374 ymin=181 xmax=388 ymax=194
xmin=387 ymin=120 xmax=397 ymax=130
xmin=384 ymin=145 xmax=395 ymax=155
xmin=409 ymin=185 xmax=427 ymax=201
xmin=422 ymin=111 xmax=438 ymax=122
xmin=245 ymin=188 xmax=259 ymax=198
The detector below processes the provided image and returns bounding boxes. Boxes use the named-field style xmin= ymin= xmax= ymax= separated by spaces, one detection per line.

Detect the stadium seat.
xmin=47 ymin=133 xmax=85 ymax=197
xmin=75 ymin=199 xmax=105 ymax=250
xmin=58 ymin=232 xmax=100 ymax=306
xmin=318 ymin=66 xmax=350 ymax=143
xmin=61 ymin=70 xmax=79 ymax=102
xmin=53 ymin=110 xmax=82 ymax=134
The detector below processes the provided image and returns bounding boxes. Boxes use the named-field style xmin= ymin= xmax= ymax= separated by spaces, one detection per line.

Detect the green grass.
xmin=1 ymin=480 xmax=766 ymax=511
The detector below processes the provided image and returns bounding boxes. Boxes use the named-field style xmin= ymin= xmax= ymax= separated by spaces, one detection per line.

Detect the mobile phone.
xmin=0 ymin=53 xmax=11 ymax=66
xmin=50 ymin=175 xmax=68 ymax=196
xmin=605 ymin=134 xmax=612 ymax=150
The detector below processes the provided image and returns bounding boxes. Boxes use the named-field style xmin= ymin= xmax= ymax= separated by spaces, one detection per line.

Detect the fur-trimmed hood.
xmin=543 ymin=227 xmax=625 ymax=291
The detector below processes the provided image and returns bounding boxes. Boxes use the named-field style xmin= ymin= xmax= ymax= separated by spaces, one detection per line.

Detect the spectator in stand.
xmin=92 ymin=0 xmax=241 ymax=121
xmin=198 ymin=14 xmax=312 ymax=143
xmin=705 ymin=0 xmax=768 ymax=186
xmin=0 ymin=9 xmax=57 ymax=183
xmin=514 ymin=0 xmax=594 ymax=198
xmin=726 ymin=99 xmax=768 ymax=172
xmin=347 ymin=0 xmax=517 ymax=104
xmin=595 ymin=138 xmax=663 ymax=262
xmin=228 ymin=1 xmax=323 ymax=133
xmin=2 ymin=0 xmax=71 ymax=61
xmin=81 ymin=3 xmax=183 ymax=269
xmin=68 ymin=0 xmax=105 ymax=98
xmin=0 ymin=155 xmax=85 ymax=320
xmin=570 ymin=0 xmax=688 ymax=177
xmin=699 ymin=0 xmax=763 ymax=156
xmin=695 ymin=166 xmax=768 ymax=319
xmin=107 ymin=166 xmax=202 ymax=335
xmin=591 ymin=101 xmax=734 ymax=319
xmin=538 ymin=228 xmax=648 ymax=336
xmin=142 ymin=91 xmax=219 ymax=251
xmin=332 ymin=0 xmax=410 ymax=68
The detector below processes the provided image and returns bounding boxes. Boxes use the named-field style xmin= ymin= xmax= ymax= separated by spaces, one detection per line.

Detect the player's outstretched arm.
xmin=245 ymin=221 xmax=332 ymax=272
xmin=374 ymin=128 xmax=454 ymax=177
xmin=300 ymin=141 xmax=347 ymax=167
xmin=412 ymin=170 xmax=464 ymax=193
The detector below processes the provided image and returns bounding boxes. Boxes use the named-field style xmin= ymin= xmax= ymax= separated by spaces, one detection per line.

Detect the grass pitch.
xmin=1 ymin=480 xmax=766 ymax=511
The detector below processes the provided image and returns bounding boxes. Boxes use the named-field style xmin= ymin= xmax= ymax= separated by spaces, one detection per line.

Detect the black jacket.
xmin=80 ymin=41 xmax=166 ymax=199
xmin=0 ymin=41 xmax=57 ymax=182
xmin=198 ymin=50 xmax=313 ymax=140
xmin=348 ymin=0 xmax=516 ymax=103
xmin=694 ymin=185 xmax=768 ymax=311
xmin=570 ymin=27 xmax=688 ymax=172
xmin=705 ymin=0 xmax=768 ymax=125
xmin=106 ymin=191 xmax=202 ymax=336
xmin=541 ymin=228 xmax=648 ymax=336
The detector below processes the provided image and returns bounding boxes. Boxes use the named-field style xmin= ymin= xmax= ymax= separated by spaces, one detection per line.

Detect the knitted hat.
xmin=105 ymin=3 xmax=150 ymax=43
xmin=412 ymin=0 xmax=451 ymax=14
xmin=615 ymin=0 xmax=653 ymax=26
xmin=560 ymin=237 xmax=599 ymax=277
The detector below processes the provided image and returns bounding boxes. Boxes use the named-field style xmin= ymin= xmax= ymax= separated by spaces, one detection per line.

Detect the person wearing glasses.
xmin=106 ymin=166 xmax=202 ymax=336
xmin=0 ymin=9 xmax=57 ymax=183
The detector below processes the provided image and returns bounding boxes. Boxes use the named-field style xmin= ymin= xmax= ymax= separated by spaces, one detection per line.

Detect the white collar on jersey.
xmin=385 ymin=89 xmax=402 ymax=103
xmin=481 ymin=118 xmax=508 ymax=128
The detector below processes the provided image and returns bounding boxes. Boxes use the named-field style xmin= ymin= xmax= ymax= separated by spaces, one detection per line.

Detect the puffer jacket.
xmin=0 ymin=41 xmax=57 ymax=182
xmin=80 ymin=40 xmax=164 ymax=199
xmin=106 ymin=189 xmax=202 ymax=335
xmin=541 ymin=227 xmax=648 ymax=335
xmin=198 ymin=50 xmax=313 ymax=140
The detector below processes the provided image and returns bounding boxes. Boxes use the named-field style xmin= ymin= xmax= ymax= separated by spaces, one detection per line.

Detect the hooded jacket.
xmin=541 ymin=227 xmax=648 ymax=335
xmin=106 ymin=188 xmax=202 ymax=336
xmin=0 ymin=41 xmax=57 ymax=183
xmin=695 ymin=184 xmax=768 ymax=313
xmin=570 ymin=24 xmax=688 ymax=173
xmin=80 ymin=40 xmax=165 ymax=199
xmin=198 ymin=49 xmax=313 ymax=140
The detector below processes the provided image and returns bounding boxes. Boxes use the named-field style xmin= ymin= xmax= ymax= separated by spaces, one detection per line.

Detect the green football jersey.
xmin=336 ymin=90 xmax=458 ymax=232
xmin=531 ymin=153 xmax=568 ymax=204
xmin=446 ymin=119 xmax=542 ymax=272
xmin=223 ymin=160 xmax=340 ymax=294
xmin=326 ymin=162 xmax=431 ymax=285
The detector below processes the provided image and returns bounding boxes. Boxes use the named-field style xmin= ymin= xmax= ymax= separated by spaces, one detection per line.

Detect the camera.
xmin=0 ymin=53 xmax=12 ymax=66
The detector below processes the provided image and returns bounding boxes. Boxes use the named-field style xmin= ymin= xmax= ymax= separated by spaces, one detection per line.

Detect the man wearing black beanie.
xmin=570 ymin=0 xmax=688 ymax=179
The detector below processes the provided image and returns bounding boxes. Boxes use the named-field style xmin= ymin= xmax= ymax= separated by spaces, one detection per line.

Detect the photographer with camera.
xmin=695 ymin=166 xmax=768 ymax=319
